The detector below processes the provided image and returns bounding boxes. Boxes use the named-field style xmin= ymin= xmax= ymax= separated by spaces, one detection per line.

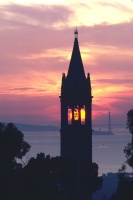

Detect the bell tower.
xmin=60 ymin=30 xmax=92 ymax=163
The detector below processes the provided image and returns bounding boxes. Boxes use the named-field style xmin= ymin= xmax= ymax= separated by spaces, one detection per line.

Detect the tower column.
xmin=60 ymin=30 xmax=93 ymax=200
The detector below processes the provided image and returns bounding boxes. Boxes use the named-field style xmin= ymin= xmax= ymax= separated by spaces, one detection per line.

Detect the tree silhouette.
xmin=0 ymin=122 xmax=30 ymax=171
xmin=0 ymin=122 xmax=31 ymax=200
xmin=110 ymin=179 xmax=133 ymax=200
xmin=127 ymin=109 xmax=133 ymax=135
xmin=123 ymin=109 xmax=133 ymax=169
xmin=117 ymin=109 xmax=133 ymax=173
xmin=19 ymin=154 xmax=62 ymax=200
xmin=109 ymin=109 xmax=133 ymax=200
xmin=60 ymin=157 xmax=102 ymax=200
xmin=0 ymin=123 xmax=102 ymax=200
xmin=14 ymin=154 xmax=101 ymax=200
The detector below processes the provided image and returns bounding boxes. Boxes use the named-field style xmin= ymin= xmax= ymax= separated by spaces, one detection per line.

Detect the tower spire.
xmin=74 ymin=28 xmax=78 ymax=39
xmin=67 ymin=30 xmax=86 ymax=82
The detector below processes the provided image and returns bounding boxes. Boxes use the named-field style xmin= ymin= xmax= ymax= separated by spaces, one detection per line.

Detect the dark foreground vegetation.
xmin=2 ymin=108 xmax=133 ymax=200
xmin=109 ymin=109 xmax=133 ymax=200
xmin=0 ymin=123 xmax=102 ymax=200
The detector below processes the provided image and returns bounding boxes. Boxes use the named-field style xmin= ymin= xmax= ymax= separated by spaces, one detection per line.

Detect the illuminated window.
xmin=74 ymin=109 xmax=79 ymax=120
xmin=81 ymin=108 xmax=85 ymax=124
xmin=68 ymin=108 xmax=72 ymax=124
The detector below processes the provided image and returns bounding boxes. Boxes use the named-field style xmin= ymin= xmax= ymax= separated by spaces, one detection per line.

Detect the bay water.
xmin=24 ymin=128 xmax=132 ymax=175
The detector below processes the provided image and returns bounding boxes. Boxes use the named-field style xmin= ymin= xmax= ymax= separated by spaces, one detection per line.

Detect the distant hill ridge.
xmin=15 ymin=123 xmax=114 ymax=135
xmin=15 ymin=123 xmax=59 ymax=132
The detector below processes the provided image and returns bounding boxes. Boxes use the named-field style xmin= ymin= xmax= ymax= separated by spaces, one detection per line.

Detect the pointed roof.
xmin=67 ymin=30 xmax=86 ymax=82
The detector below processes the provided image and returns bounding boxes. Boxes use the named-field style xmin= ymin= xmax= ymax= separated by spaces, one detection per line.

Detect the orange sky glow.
xmin=0 ymin=0 xmax=133 ymax=126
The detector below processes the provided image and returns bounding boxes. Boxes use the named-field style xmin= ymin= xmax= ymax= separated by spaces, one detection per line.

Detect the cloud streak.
xmin=0 ymin=4 xmax=73 ymax=28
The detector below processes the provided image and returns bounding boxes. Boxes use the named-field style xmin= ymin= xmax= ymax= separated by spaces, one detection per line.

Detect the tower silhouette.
xmin=60 ymin=30 xmax=92 ymax=163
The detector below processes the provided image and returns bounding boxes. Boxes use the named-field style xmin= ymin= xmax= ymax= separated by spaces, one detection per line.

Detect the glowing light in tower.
xmin=81 ymin=108 xmax=85 ymax=124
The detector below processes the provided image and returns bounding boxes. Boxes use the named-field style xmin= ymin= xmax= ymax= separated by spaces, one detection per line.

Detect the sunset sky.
xmin=0 ymin=0 xmax=133 ymax=127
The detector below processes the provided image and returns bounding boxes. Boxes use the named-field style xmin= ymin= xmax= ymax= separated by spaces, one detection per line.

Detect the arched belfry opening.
xmin=60 ymin=30 xmax=92 ymax=163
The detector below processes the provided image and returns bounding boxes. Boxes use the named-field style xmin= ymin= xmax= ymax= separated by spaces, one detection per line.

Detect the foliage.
xmin=0 ymin=150 xmax=102 ymax=200
xmin=60 ymin=157 xmax=102 ymax=200
xmin=110 ymin=110 xmax=133 ymax=200
xmin=124 ymin=142 xmax=133 ymax=169
xmin=118 ymin=164 xmax=126 ymax=181
xmin=18 ymin=154 xmax=62 ymax=200
xmin=110 ymin=179 xmax=133 ymax=200
xmin=126 ymin=109 xmax=133 ymax=135
xmin=122 ymin=109 xmax=133 ymax=169
xmin=0 ymin=122 xmax=31 ymax=200
xmin=21 ymin=155 xmax=102 ymax=200
xmin=0 ymin=122 xmax=30 ymax=170
xmin=0 ymin=123 xmax=102 ymax=200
